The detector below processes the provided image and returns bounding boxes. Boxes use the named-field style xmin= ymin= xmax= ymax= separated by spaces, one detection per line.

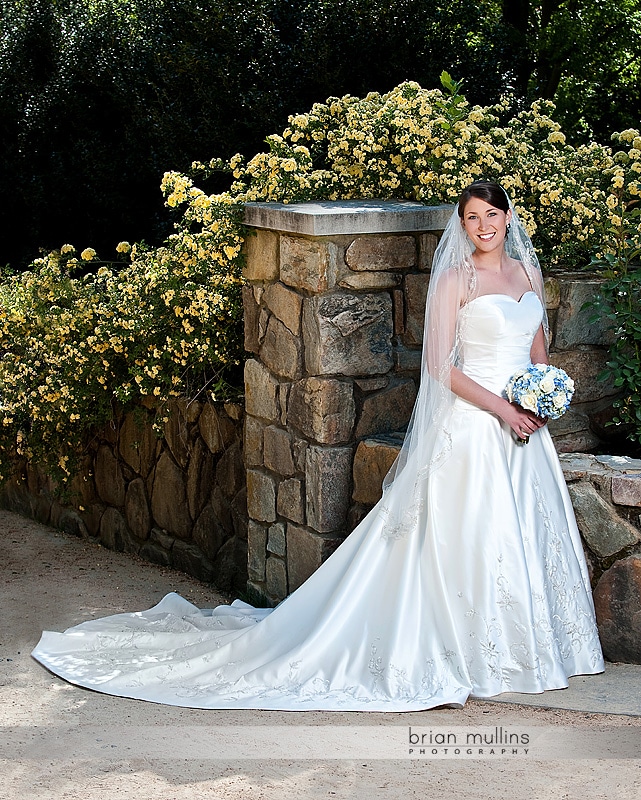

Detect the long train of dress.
xmin=31 ymin=291 xmax=604 ymax=710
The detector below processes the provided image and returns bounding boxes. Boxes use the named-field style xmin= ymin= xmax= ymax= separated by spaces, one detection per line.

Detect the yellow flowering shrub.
xmin=1 ymin=77 xmax=640 ymax=481
xmin=0 ymin=194 xmax=244 ymax=482
xmin=222 ymin=83 xmax=639 ymax=266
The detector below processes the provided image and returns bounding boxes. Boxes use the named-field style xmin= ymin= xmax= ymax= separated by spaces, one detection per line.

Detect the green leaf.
xmin=440 ymin=71 xmax=456 ymax=93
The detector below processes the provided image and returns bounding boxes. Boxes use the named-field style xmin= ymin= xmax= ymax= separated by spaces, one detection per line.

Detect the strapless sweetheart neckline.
xmin=468 ymin=290 xmax=537 ymax=305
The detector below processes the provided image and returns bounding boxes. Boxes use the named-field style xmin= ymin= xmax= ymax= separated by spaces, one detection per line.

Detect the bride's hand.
xmin=497 ymin=399 xmax=546 ymax=439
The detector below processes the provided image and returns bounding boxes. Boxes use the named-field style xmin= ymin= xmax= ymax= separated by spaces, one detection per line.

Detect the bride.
xmin=32 ymin=180 xmax=604 ymax=711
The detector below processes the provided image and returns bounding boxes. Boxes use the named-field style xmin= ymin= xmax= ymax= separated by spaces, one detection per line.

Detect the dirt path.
xmin=1 ymin=509 xmax=640 ymax=799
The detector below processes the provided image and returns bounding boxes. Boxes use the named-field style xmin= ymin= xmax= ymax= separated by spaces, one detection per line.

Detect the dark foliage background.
xmin=1 ymin=0 xmax=639 ymax=267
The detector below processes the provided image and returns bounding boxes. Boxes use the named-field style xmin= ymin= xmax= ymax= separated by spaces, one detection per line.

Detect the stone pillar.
xmin=242 ymin=200 xmax=450 ymax=604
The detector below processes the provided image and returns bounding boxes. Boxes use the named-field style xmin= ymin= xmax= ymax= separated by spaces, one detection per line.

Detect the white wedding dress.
xmin=32 ymin=291 xmax=604 ymax=710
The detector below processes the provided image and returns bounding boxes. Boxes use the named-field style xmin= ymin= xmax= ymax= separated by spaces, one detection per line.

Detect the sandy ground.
xmin=1 ymin=508 xmax=641 ymax=799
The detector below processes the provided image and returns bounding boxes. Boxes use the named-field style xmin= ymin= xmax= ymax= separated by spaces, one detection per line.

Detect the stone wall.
xmin=545 ymin=272 xmax=618 ymax=452
xmin=241 ymin=200 xmax=619 ymax=607
xmin=560 ymin=454 xmax=641 ymax=664
xmin=0 ymin=399 xmax=248 ymax=593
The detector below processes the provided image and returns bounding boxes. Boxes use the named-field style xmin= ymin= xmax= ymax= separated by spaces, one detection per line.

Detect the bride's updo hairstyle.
xmin=457 ymin=180 xmax=509 ymax=218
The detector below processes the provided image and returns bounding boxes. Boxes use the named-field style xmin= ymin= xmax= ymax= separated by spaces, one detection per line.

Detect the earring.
xmin=506 ymin=223 xmax=511 ymax=236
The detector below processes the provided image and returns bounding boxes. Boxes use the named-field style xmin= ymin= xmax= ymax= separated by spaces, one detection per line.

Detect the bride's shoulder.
xmin=436 ymin=263 xmax=475 ymax=288
xmin=433 ymin=267 xmax=472 ymax=307
xmin=507 ymin=255 xmax=536 ymax=291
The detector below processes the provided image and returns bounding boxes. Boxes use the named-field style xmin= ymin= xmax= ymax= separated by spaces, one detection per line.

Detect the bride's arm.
xmin=426 ymin=273 xmax=545 ymax=438
xmin=449 ymin=367 xmax=545 ymax=437
xmin=530 ymin=324 xmax=548 ymax=365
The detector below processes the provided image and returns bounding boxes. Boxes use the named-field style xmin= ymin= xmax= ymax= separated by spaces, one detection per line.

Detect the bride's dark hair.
xmin=457 ymin=180 xmax=509 ymax=216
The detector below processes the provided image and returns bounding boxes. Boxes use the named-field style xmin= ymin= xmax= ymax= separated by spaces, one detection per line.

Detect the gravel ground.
xmin=2 ymin=508 xmax=640 ymax=799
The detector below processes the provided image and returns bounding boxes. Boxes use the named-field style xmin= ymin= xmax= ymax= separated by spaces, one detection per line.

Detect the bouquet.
xmin=505 ymin=363 xmax=575 ymax=443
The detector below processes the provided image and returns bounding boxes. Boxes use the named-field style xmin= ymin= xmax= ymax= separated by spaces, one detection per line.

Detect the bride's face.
xmin=461 ymin=198 xmax=512 ymax=255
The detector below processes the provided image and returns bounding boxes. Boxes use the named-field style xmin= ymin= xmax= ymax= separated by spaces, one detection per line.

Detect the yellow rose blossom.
xmin=618 ymin=129 xmax=638 ymax=142
xmin=547 ymin=131 xmax=566 ymax=144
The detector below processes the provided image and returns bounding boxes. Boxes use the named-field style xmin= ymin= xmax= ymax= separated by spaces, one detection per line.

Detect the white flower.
xmin=539 ymin=374 xmax=556 ymax=393
xmin=520 ymin=391 xmax=539 ymax=413
xmin=553 ymin=393 xmax=567 ymax=410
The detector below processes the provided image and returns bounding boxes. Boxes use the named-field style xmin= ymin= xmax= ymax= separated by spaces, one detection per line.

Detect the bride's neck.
xmin=472 ymin=250 xmax=508 ymax=272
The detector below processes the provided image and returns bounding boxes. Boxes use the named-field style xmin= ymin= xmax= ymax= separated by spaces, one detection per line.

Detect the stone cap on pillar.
xmin=244 ymin=199 xmax=453 ymax=236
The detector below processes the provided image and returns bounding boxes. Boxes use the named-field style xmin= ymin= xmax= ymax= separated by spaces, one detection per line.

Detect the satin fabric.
xmin=32 ymin=292 xmax=604 ymax=710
